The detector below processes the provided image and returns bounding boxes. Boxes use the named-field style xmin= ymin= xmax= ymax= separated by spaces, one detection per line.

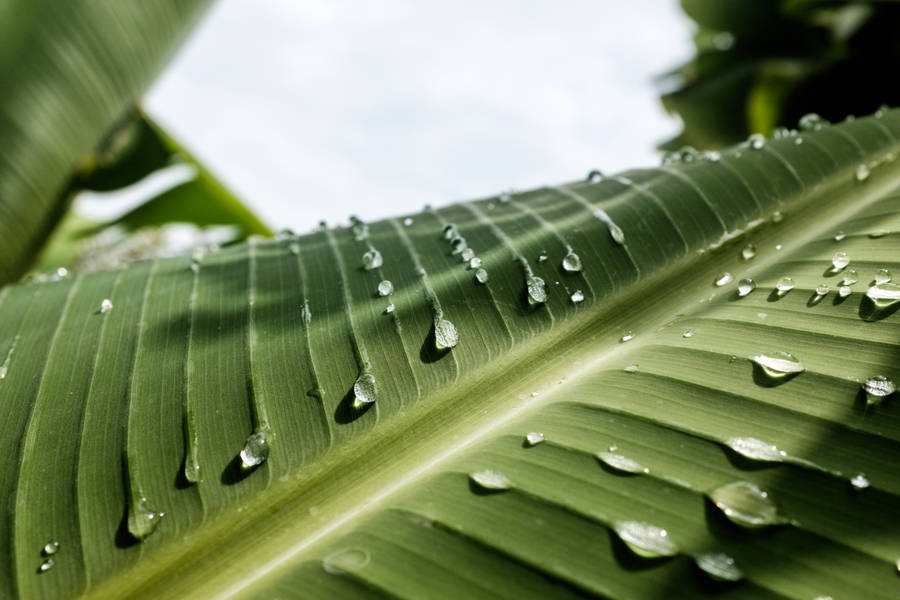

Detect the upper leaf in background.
xmin=660 ymin=0 xmax=900 ymax=149
xmin=0 ymin=0 xmax=214 ymax=285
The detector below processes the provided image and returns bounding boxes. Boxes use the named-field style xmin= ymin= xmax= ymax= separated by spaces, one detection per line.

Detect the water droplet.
xmin=450 ymin=236 xmax=467 ymax=255
xmin=839 ymin=285 xmax=852 ymax=298
xmin=875 ymin=268 xmax=892 ymax=284
xmin=842 ymin=269 xmax=858 ymax=285
xmin=613 ymin=521 xmax=678 ymax=558
xmin=525 ymin=432 xmax=545 ymax=446
xmin=850 ymin=473 xmax=870 ymax=491
xmin=624 ymin=364 xmax=639 ymax=373
xmin=468 ymin=257 xmax=482 ymax=269
xmin=353 ymin=372 xmax=377 ymax=408
xmin=323 ymin=548 xmax=371 ymax=574
xmin=351 ymin=222 xmax=369 ymax=241
xmin=752 ymin=352 xmax=805 ymax=378
xmin=714 ymin=272 xmax=733 ymax=287
xmin=799 ymin=113 xmax=828 ymax=131
xmin=596 ymin=452 xmax=648 ymax=474
xmin=772 ymin=211 xmax=784 ymax=223
xmin=240 ymin=430 xmax=269 ymax=469
xmin=537 ymin=251 xmax=548 ymax=263
xmin=831 ymin=251 xmax=850 ymax=270
xmin=794 ymin=137 xmax=803 ymax=145
xmin=586 ymin=169 xmax=604 ymax=182
xmin=128 ymin=497 xmax=164 ymax=540
xmin=461 ymin=248 xmax=475 ymax=262
xmin=42 ymin=540 xmax=59 ymax=556
xmin=383 ymin=303 xmax=395 ymax=314
xmin=741 ymin=244 xmax=756 ymax=260
xmin=403 ymin=217 xmax=414 ymax=226
xmin=443 ymin=223 xmax=458 ymax=240
xmin=377 ymin=280 xmax=393 ymax=297
xmin=856 ymin=164 xmax=870 ymax=182
xmin=469 ymin=469 xmax=512 ymax=491
xmin=695 ymin=552 xmax=743 ymax=582
xmin=726 ymin=437 xmax=788 ymax=462
xmin=862 ymin=375 xmax=895 ymax=404
xmin=190 ymin=262 xmax=200 ymax=273
xmin=775 ymin=277 xmax=795 ymax=293
xmin=748 ymin=133 xmax=765 ymax=149
xmin=38 ymin=558 xmax=55 ymax=573
xmin=362 ymin=249 xmax=382 ymax=270
xmin=474 ymin=268 xmax=489 ymax=284
xmin=866 ymin=283 xmax=900 ymax=307
xmin=570 ymin=290 xmax=585 ymax=303
xmin=710 ymin=481 xmax=784 ymax=528
xmin=100 ymin=299 xmax=113 ymax=313
xmin=682 ymin=329 xmax=694 ymax=338
xmin=620 ymin=331 xmax=634 ymax=343
xmin=289 ymin=242 xmax=300 ymax=255
xmin=526 ymin=276 xmax=548 ymax=306
xmin=562 ymin=252 xmax=583 ymax=272
xmin=608 ymin=223 xmax=626 ymax=245
xmin=434 ymin=319 xmax=459 ymax=350
xmin=815 ymin=283 xmax=829 ymax=296
xmin=737 ymin=278 xmax=756 ymax=297
xmin=834 ymin=231 xmax=846 ymax=241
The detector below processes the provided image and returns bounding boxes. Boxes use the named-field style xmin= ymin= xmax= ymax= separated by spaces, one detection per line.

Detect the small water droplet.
xmin=726 ymin=437 xmax=788 ymax=462
xmin=240 ymin=430 xmax=270 ymax=469
xmin=613 ymin=521 xmax=678 ymax=558
xmin=100 ymin=299 xmax=113 ymax=313
xmin=323 ymin=548 xmax=371 ymax=574
xmin=469 ymin=469 xmax=512 ymax=491
xmin=525 ymin=432 xmax=545 ymax=446
xmin=799 ymin=113 xmax=828 ymax=131
xmin=383 ymin=303 xmax=395 ymax=314
xmin=862 ymin=375 xmax=895 ymax=404
xmin=526 ymin=276 xmax=548 ymax=306
xmin=38 ymin=558 xmax=55 ymax=573
xmin=842 ymin=269 xmax=858 ymax=285
xmin=461 ymin=248 xmax=475 ymax=262
xmin=474 ymin=268 xmax=489 ymax=284
xmin=443 ymin=223 xmax=458 ymax=240
xmin=775 ymin=277 xmax=794 ymax=293
xmin=850 ymin=473 xmax=870 ymax=491
xmin=875 ymin=268 xmax=892 ymax=284
xmin=289 ymin=242 xmax=300 ymax=255
xmin=586 ymin=169 xmax=604 ymax=182
xmin=377 ymin=280 xmax=393 ymax=297
xmin=772 ymin=211 xmax=784 ymax=223
xmin=450 ymin=236 xmax=467 ymax=255
xmin=866 ymin=282 xmax=900 ymax=307
xmin=562 ymin=252 xmax=583 ymax=272
xmin=741 ymin=244 xmax=756 ymax=260
xmin=468 ymin=257 xmax=482 ymax=269
xmin=537 ymin=251 xmax=548 ymax=262
xmin=794 ymin=137 xmax=803 ymax=145
xmin=831 ymin=252 xmax=850 ymax=270
xmin=353 ymin=372 xmax=377 ymax=408
xmin=710 ymin=481 xmax=784 ymax=528
xmin=714 ymin=272 xmax=733 ymax=287
xmin=752 ymin=352 xmax=805 ymax=378
xmin=695 ymin=552 xmax=743 ymax=582
xmin=362 ymin=249 xmax=383 ymax=270
xmin=623 ymin=364 xmax=639 ymax=373
xmin=434 ymin=319 xmax=459 ymax=350
xmin=834 ymin=231 xmax=846 ymax=241
xmin=190 ymin=262 xmax=200 ymax=273
xmin=570 ymin=290 xmax=585 ymax=304
xmin=682 ymin=329 xmax=694 ymax=338
xmin=737 ymin=278 xmax=756 ymax=297
xmin=128 ymin=497 xmax=165 ymax=540
xmin=42 ymin=540 xmax=60 ymax=556
xmin=856 ymin=164 xmax=870 ymax=182
xmin=775 ymin=243 xmax=782 ymax=250
xmin=839 ymin=285 xmax=852 ymax=297
xmin=403 ymin=217 xmax=414 ymax=226
xmin=596 ymin=451 xmax=648 ymax=474
xmin=748 ymin=133 xmax=765 ymax=149
xmin=620 ymin=331 xmax=634 ymax=343
xmin=815 ymin=283 xmax=829 ymax=296
xmin=869 ymin=230 xmax=889 ymax=239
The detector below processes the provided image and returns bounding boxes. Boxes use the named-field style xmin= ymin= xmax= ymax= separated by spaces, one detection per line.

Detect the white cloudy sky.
xmin=141 ymin=0 xmax=694 ymax=230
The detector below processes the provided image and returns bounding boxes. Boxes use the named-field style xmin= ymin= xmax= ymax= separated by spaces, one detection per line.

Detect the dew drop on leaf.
xmin=856 ymin=164 xmax=870 ymax=182
xmin=323 ymin=548 xmax=370 ymax=574
xmin=709 ymin=481 xmax=784 ymax=528
xmin=100 ymin=299 xmax=113 ymax=313
xmin=747 ymin=133 xmax=765 ymax=149
xmin=771 ymin=211 xmax=784 ymax=223
xmin=570 ymin=290 xmax=585 ymax=304
xmin=815 ymin=283 xmax=829 ymax=297
xmin=831 ymin=252 xmax=850 ymax=270
xmin=289 ymin=242 xmax=300 ymax=255
xmin=403 ymin=217 xmax=413 ymax=226
xmin=537 ymin=251 xmax=548 ymax=262
xmin=469 ymin=469 xmax=512 ymax=491
xmin=620 ymin=331 xmax=634 ymax=343
xmin=737 ymin=278 xmax=756 ymax=297
xmin=695 ymin=552 xmax=743 ymax=582
xmin=442 ymin=223 xmax=458 ymax=240
xmin=862 ymin=375 xmax=895 ymax=405
xmin=751 ymin=352 xmax=805 ymax=378
xmin=474 ymin=268 xmax=489 ymax=284
xmin=377 ymin=280 xmax=393 ymax=297
xmin=461 ymin=248 xmax=475 ymax=262
xmin=714 ymin=272 xmax=733 ymax=286
xmin=798 ymin=112 xmax=828 ymax=131
xmin=353 ymin=372 xmax=377 ymax=408
xmin=865 ymin=283 xmax=900 ymax=307
xmin=450 ymin=236 xmax=467 ymax=255
xmin=127 ymin=497 xmax=164 ymax=540
xmin=834 ymin=231 xmax=846 ymax=241
xmin=842 ymin=269 xmax=858 ymax=285
xmin=875 ymin=268 xmax=892 ymax=284
xmin=434 ymin=319 xmax=459 ymax=350
xmin=362 ymin=249 xmax=382 ymax=270
xmin=526 ymin=276 xmax=548 ymax=306
xmin=524 ymin=432 xmax=545 ymax=446
xmin=383 ymin=303 xmax=395 ymax=315
xmin=596 ymin=451 xmax=648 ymax=474
xmin=725 ymin=437 xmax=788 ymax=462
xmin=775 ymin=277 xmax=795 ymax=294
xmin=850 ymin=473 xmax=870 ymax=491
xmin=469 ymin=257 xmax=482 ymax=269
xmin=240 ymin=430 xmax=270 ymax=469
xmin=741 ymin=244 xmax=756 ymax=260
xmin=38 ymin=558 xmax=55 ymax=573
xmin=42 ymin=540 xmax=59 ymax=556
xmin=838 ymin=285 xmax=852 ymax=298
xmin=613 ymin=521 xmax=678 ymax=558
xmin=624 ymin=364 xmax=639 ymax=373
xmin=682 ymin=329 xmax=694 ymax=338
xmin=562 ymin=252 xmax=583 ymax=272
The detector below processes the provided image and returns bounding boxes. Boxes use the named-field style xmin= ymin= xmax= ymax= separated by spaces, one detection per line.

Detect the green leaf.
xmin=3 ymin=112 xmax=900 ymax=599
xmin=0 ymin=0 xmax=213 ymax=285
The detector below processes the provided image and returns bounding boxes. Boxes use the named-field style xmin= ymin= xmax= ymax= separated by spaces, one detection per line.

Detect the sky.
xmin=138 ymin=0 xmax=694 ymax=231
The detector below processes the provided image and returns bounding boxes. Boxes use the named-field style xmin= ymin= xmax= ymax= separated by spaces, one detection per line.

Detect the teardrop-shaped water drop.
xmin=725 ymin=437 xmax=788 ymax=462
xmin=695 ymin=552 xmax=743 ymax=582
xmin=775 ymin=277 xmax=794 ymax=293
xmin=128 ymin=497 xmax=164 ymax=540
xmin=240 ymin=430 xmax=269 ymax=469
xmin=562 ymin=252 xmax=583 ymax=272
xmin=474 ymin=268 xmax=489 ymax=284
xmin=100 ymin=299 xmax=113 ymax=313
xmin=596 ymin=451 xmax=648 ymax=474
xmin=42 ymin=540 xmax=60 ymax=556
xmin=842 ymin=269 xmax=858 ymax=285
xmin=865 ymin=282 xmax=900 ymax=307
xmin=862 ymin=374 xmax=895 ymax=404
xmin=838 ymin=285 xmax=852 ymax=298
xmin=469 ymin=469 xmax=512 ymax=491
xmin=832 ymin=252 xmax=850 ymax=270
xmin=461 ymin=248 xmax=475 ymax=262
xmin=613 ymin=521 xmax=678 ymax=558
xmin=620 ymin=331 xmax=634 ymax=343
xmin=38 ymin=558 xmax=55 ymax=573
xmin=856 ymin=164 xmax=870 ymax=182
xmin=834 ymin=231 xmax=846 ymax=241
xmin=434 ymin=319 xmax=459 ymax=350
xmin=524 ymin=431 xmax=545 ymax=446
xmin=715 ymin=272 xmax=733 ymax=287
xmin=709 ymin=481 xmax=784 ymax=528
xmin=570 ymin=290 xmax=585 ymax=304
xmin=377 ymin=280 xmax=393 ymax=297
xmin=526 ymin=276 xmax=548 ymax=306
xmin=737 ymin=278 xmax=756 ymax=297
xmin=747 ymin=133 xmax=765 ymax=149
xmin=468 ymin=257 xmax=482 ymax=269
xmin=850 ymin=473 xmax=870 ymax=491
xmin=741 ymin=244 xmax=756 ymax=260
xmin=875 ymin=268 xmax=892 ymax=284
xmin=362 ymin=249 xmax=382 ymax=270
xmin=752 ymin=352 xmax=805 ymax=378
xmin=443 ymin=223 xmax=458 ymax=240
xmin=353 ymin=372 xmax=377 ymax=408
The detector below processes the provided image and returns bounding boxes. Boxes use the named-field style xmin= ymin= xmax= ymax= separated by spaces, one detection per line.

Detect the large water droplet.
xmin=42 ymin=540 xmax=59 ymax=556
xmin=562 ymin=252 xmax=583 ymax=272
xmin=323 ymin=548 xmax=371 ymax=574
xmin=856 ymin=164 xmax=870 ymax=182
xmin=570 ymin=290 xmax=585 ymax=304
xmin=434 ymin=319 xmax=459 ymax=350
xmin=737 ymin=278 xmax=756 ymax=297
xmin=832 ymin=252 xmax=850 ymax=270
xmin=469 ymin=469 xmax=512 ymax=491
xmin=775 ymin=277 xmax=794 ymax=293
xmin=353 ymin=372 xmax=377 ymax=408
xmin=38 ymin=558 xmax=55 ymax=573
xmin=695 ymin=552 xmax=743 ymax=582
xmin=865 ymin=282 xmax=900 ymax=307
xmin=128 ymin=497 xmax=165 ymax=540
xmin=474 ymin=268 xmax=489 ymax=284
xmin=377 ymin=280 xmax=393 ymax=297
xmin=862 ymin=375 xmax=895 ymax=404
xmin=875 ymin=268 xmax=892 ymax=284
xmin=710 ymin=481 xmax=784 ymax=528
xmin=715 ymin=272 xmax=734 ymax=287
xmin=526 ymin=276 xmax=548 ymax=305
xmin=596 ymin=451 xmax=648 ymax=474
xmin=741 ymin=244 xmax=756 ymax=260
xmin=752 ymin=352 xmax=805 ymax=378
xmin=240 ymin=430 xmax=270 ymax=469
xmin=850 ymin=473 xmax=870 ymax=491
xmin=613 ymin=521 xmax=678 ymax=558
xmin=362 ymin=249 xmax=382 ymax=270
xmin=525 ymin=432 xmax=545 ymax=446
